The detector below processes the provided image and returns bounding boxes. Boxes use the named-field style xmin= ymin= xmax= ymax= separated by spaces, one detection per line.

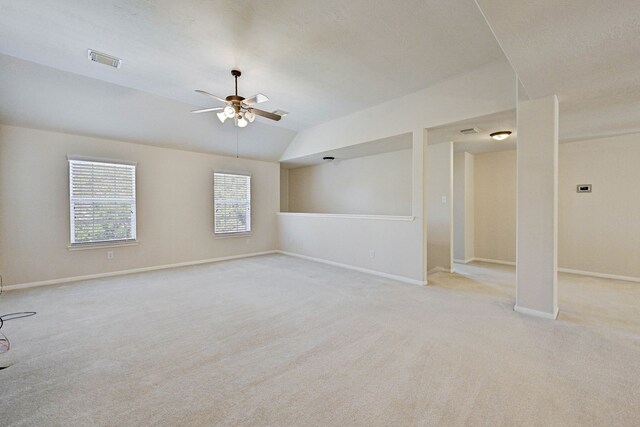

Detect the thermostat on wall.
xmin=577 ymin=184 xmax=592 ymax=193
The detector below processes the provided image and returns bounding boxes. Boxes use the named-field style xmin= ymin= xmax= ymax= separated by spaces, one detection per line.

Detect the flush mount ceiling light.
xmin=192 ymin=69 xmax=285 ymax=128
xmin=490 ymin=131 xmax=512 ymax=141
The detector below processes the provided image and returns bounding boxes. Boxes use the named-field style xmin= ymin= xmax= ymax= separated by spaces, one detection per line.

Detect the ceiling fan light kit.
xmin=192 ymin=69 xmax=284 ymax=128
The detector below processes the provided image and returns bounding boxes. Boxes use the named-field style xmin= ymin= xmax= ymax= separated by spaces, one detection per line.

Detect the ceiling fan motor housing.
xmin=193 ymin=68 xmax=282 ymax=123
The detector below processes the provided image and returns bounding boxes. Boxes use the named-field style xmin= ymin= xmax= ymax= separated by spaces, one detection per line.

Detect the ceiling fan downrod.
xmin=231 ymin=69 xmax=241 ymax=96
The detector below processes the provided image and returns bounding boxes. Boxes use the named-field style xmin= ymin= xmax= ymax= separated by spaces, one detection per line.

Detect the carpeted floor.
xmin=0 ymin=254 xmax=639 ymax=426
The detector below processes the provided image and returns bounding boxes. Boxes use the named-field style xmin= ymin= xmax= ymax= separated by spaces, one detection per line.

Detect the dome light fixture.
xmin=490 ymin=131 xmax=512 ymax=141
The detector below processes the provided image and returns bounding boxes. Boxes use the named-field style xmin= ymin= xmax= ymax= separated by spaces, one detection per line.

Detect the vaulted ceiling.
xmin=0 ymin=1 xmax=638 ymax=160
xmin=476 ymin=0 xmax=640 ymax=141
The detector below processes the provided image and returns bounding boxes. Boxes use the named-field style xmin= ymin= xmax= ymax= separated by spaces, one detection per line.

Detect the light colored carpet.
xmin=0 ymin=255 xmax=639 ymax=426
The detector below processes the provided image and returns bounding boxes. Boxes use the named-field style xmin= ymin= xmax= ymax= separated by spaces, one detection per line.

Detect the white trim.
xmin=453 ymin=258 xmax=474 ymax=264
xmin=277 ymin=251 xmax=426 ymax=286
xmin=472 ymin=257 xmax=516 ymax=266
xmin=558 ymin=268 xmax=640 ymax=283
xmin=67 ymin=155 xmax=137 ymax=166
xmin=213 ymin=232 xmax=253 ymax=240
xmin=457 ymin=258 xmax=640 ymax=283
xmin=277 ymin=212 xmax=414 ymax=221
xmin=514 ymin=304 xmax=559 ymax=320
xmin=427 ymin=266 xmax=452 ymax=274
xmin=68 ymin=241 xmax=139 ymax=251
xmin=3 ymin=251 xmax=277 ymax=292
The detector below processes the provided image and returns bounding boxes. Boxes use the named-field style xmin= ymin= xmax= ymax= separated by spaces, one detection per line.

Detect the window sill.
xmin=214 ymin=232 xmax=253 ymax=239
xmin=67 ymin=241 xmax=139 ymax=251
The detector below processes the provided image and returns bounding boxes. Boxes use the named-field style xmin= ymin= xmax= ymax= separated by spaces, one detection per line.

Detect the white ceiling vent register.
xmin=459 ymin=127 xmax=480 ymax=135
xmin=87 ymin=49 xmax=122 ymax=68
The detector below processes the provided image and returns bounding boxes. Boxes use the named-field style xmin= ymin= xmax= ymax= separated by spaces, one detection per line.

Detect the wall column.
xmin=427 ymin=142 xmax=453 ymax=273
xmin=515 ymin=95 xmax=559 ymax=319
xmin=413 ymin=128 xmax=429 ymax=284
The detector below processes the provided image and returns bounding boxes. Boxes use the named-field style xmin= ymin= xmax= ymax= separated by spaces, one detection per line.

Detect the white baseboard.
xmin=453 ymin=258 xmax=474 ymax=264
xmin=558 ymin=267 xmax=640 ymax=283
xmin=3 ymin=250 xmax=278 ymax=292
xmin=470 ymin=258 xmax=640 ymax=283
xmin=427 ymin=266 xmax=452 ymax=274
xmin=514 ymin=304 xmax=559 ymax=320
xmin=472 ymin=257 xmax=516 ymax=266
xmin=276 ymin=250 xmax=427 ymax=286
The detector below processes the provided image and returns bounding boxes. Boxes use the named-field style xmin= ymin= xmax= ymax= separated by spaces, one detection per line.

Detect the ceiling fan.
xmin=191 ymin=69 xmax=283 ymax=128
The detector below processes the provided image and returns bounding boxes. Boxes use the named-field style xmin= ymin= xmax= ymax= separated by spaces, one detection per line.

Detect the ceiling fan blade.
xmin=195 ymin=90 xmax=227 ymax=104
xmin=243 ymin=93 xmax=269 ymax=106
xmin=191 ymin=107 xmax=224 ymax=114
xmin=249 ymin=108 xmax=282 ymax=121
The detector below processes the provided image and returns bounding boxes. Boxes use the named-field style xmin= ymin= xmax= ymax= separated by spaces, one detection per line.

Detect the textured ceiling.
xmin=0 ymin=54 xmax=296 ymax=161
xmin=476 ymin=0 xmax=640 ymax=141
xmin=0 ymin=0 xmax=505 ymax=132
xmin=281 ymin=133 xmax=413 ymax=169
xmin=2 ymin=0 xmax=635 ymax=159
xmin=428 ymin=109 xmax=516 ymax=153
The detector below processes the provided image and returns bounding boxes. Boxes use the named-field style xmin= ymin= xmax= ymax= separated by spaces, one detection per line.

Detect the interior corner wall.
xmin=278 ymin=129 xmax=428 ymax=284
xmin=0 ymin=125 xmax=280 ymax=286
xmin=453 ymin=152 xmax=466 ymax=261
xmin=278 ymin=61 xmax=516 ymax=284
xmin=286 ymin=149 xmax=412 ymax=215
xmin=464 ymin=152 xmax=475 ymax=262
xmin=280 ymin=167 xmax=289 ymax=212
xmin=474 ymin=149 xmax=517 ymax=263
xmin=427 ymin=142 xmax=453 ymax=272
xmin=453 ymin=151 xmax=475 ymax=262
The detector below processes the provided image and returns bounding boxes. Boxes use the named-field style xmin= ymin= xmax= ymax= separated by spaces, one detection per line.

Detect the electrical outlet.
xmin=369 ymin=249 xmax=375 ymax=258
xmin=441 ymin=196 xmax=447 ymax=204
xmin=107 ymin=251 xmax=114 ymax=260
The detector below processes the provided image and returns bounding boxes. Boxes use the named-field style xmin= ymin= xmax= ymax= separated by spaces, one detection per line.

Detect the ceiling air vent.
xmin=87 ymin=49 xmax=122 ymax=68
xmin=272 ymin=109 xmax=289 ymax=117
xmin=460 ymin=127 xmax=480 ymax=135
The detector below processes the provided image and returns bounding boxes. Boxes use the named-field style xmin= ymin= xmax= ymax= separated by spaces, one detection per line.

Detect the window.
xmin=69 ymin=159 xmax=137 ymax=245
xmin=214 ymin=172 xmax=251 ymax=235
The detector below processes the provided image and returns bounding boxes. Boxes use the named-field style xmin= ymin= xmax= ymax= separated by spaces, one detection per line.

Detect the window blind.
xmin=214 ymin=172 xmax=251 ymax=235
xmin=69 ymin=159 xmax=137 ymax=245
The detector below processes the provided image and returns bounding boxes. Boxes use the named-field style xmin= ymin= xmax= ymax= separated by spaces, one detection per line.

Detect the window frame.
xmin=68 ymin=156 xmax=138 ymax=247
xmin=213 ymin=171 xmax=252 ymax=237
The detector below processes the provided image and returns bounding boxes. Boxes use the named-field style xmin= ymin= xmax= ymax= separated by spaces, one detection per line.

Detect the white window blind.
xmin=214 ymin=172 xmax=251 ymax=235
xmin=69 ymin=159 xmax=137 ymax=245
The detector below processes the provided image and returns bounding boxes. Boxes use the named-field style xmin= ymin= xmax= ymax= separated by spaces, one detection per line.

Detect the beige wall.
xmin=464 ymin=153 xmax=475 ymax=262
xmin=279 ymin=62 xmax=516 ymax=284
xmin=472 ymin=132 xmax=640 ymax=279
xmin=453 ymin=151 xmax=474 ymax=262
xmin=474 ymin=149 xmax=517 ymax=263
xmin=278 ymin=129 xmax=428 ymax=284
xmin=427 ymin=142 xmax=453 ymax=272
xmin=287 ymin=149 xmax=412 ymax=215
xmin=558 ymin=133 xmax=640 ymax=278
xmin=0 ymin=125 xmax=280 ymax=286
xmin=280 ymin=168 xmax=289 ymax=212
